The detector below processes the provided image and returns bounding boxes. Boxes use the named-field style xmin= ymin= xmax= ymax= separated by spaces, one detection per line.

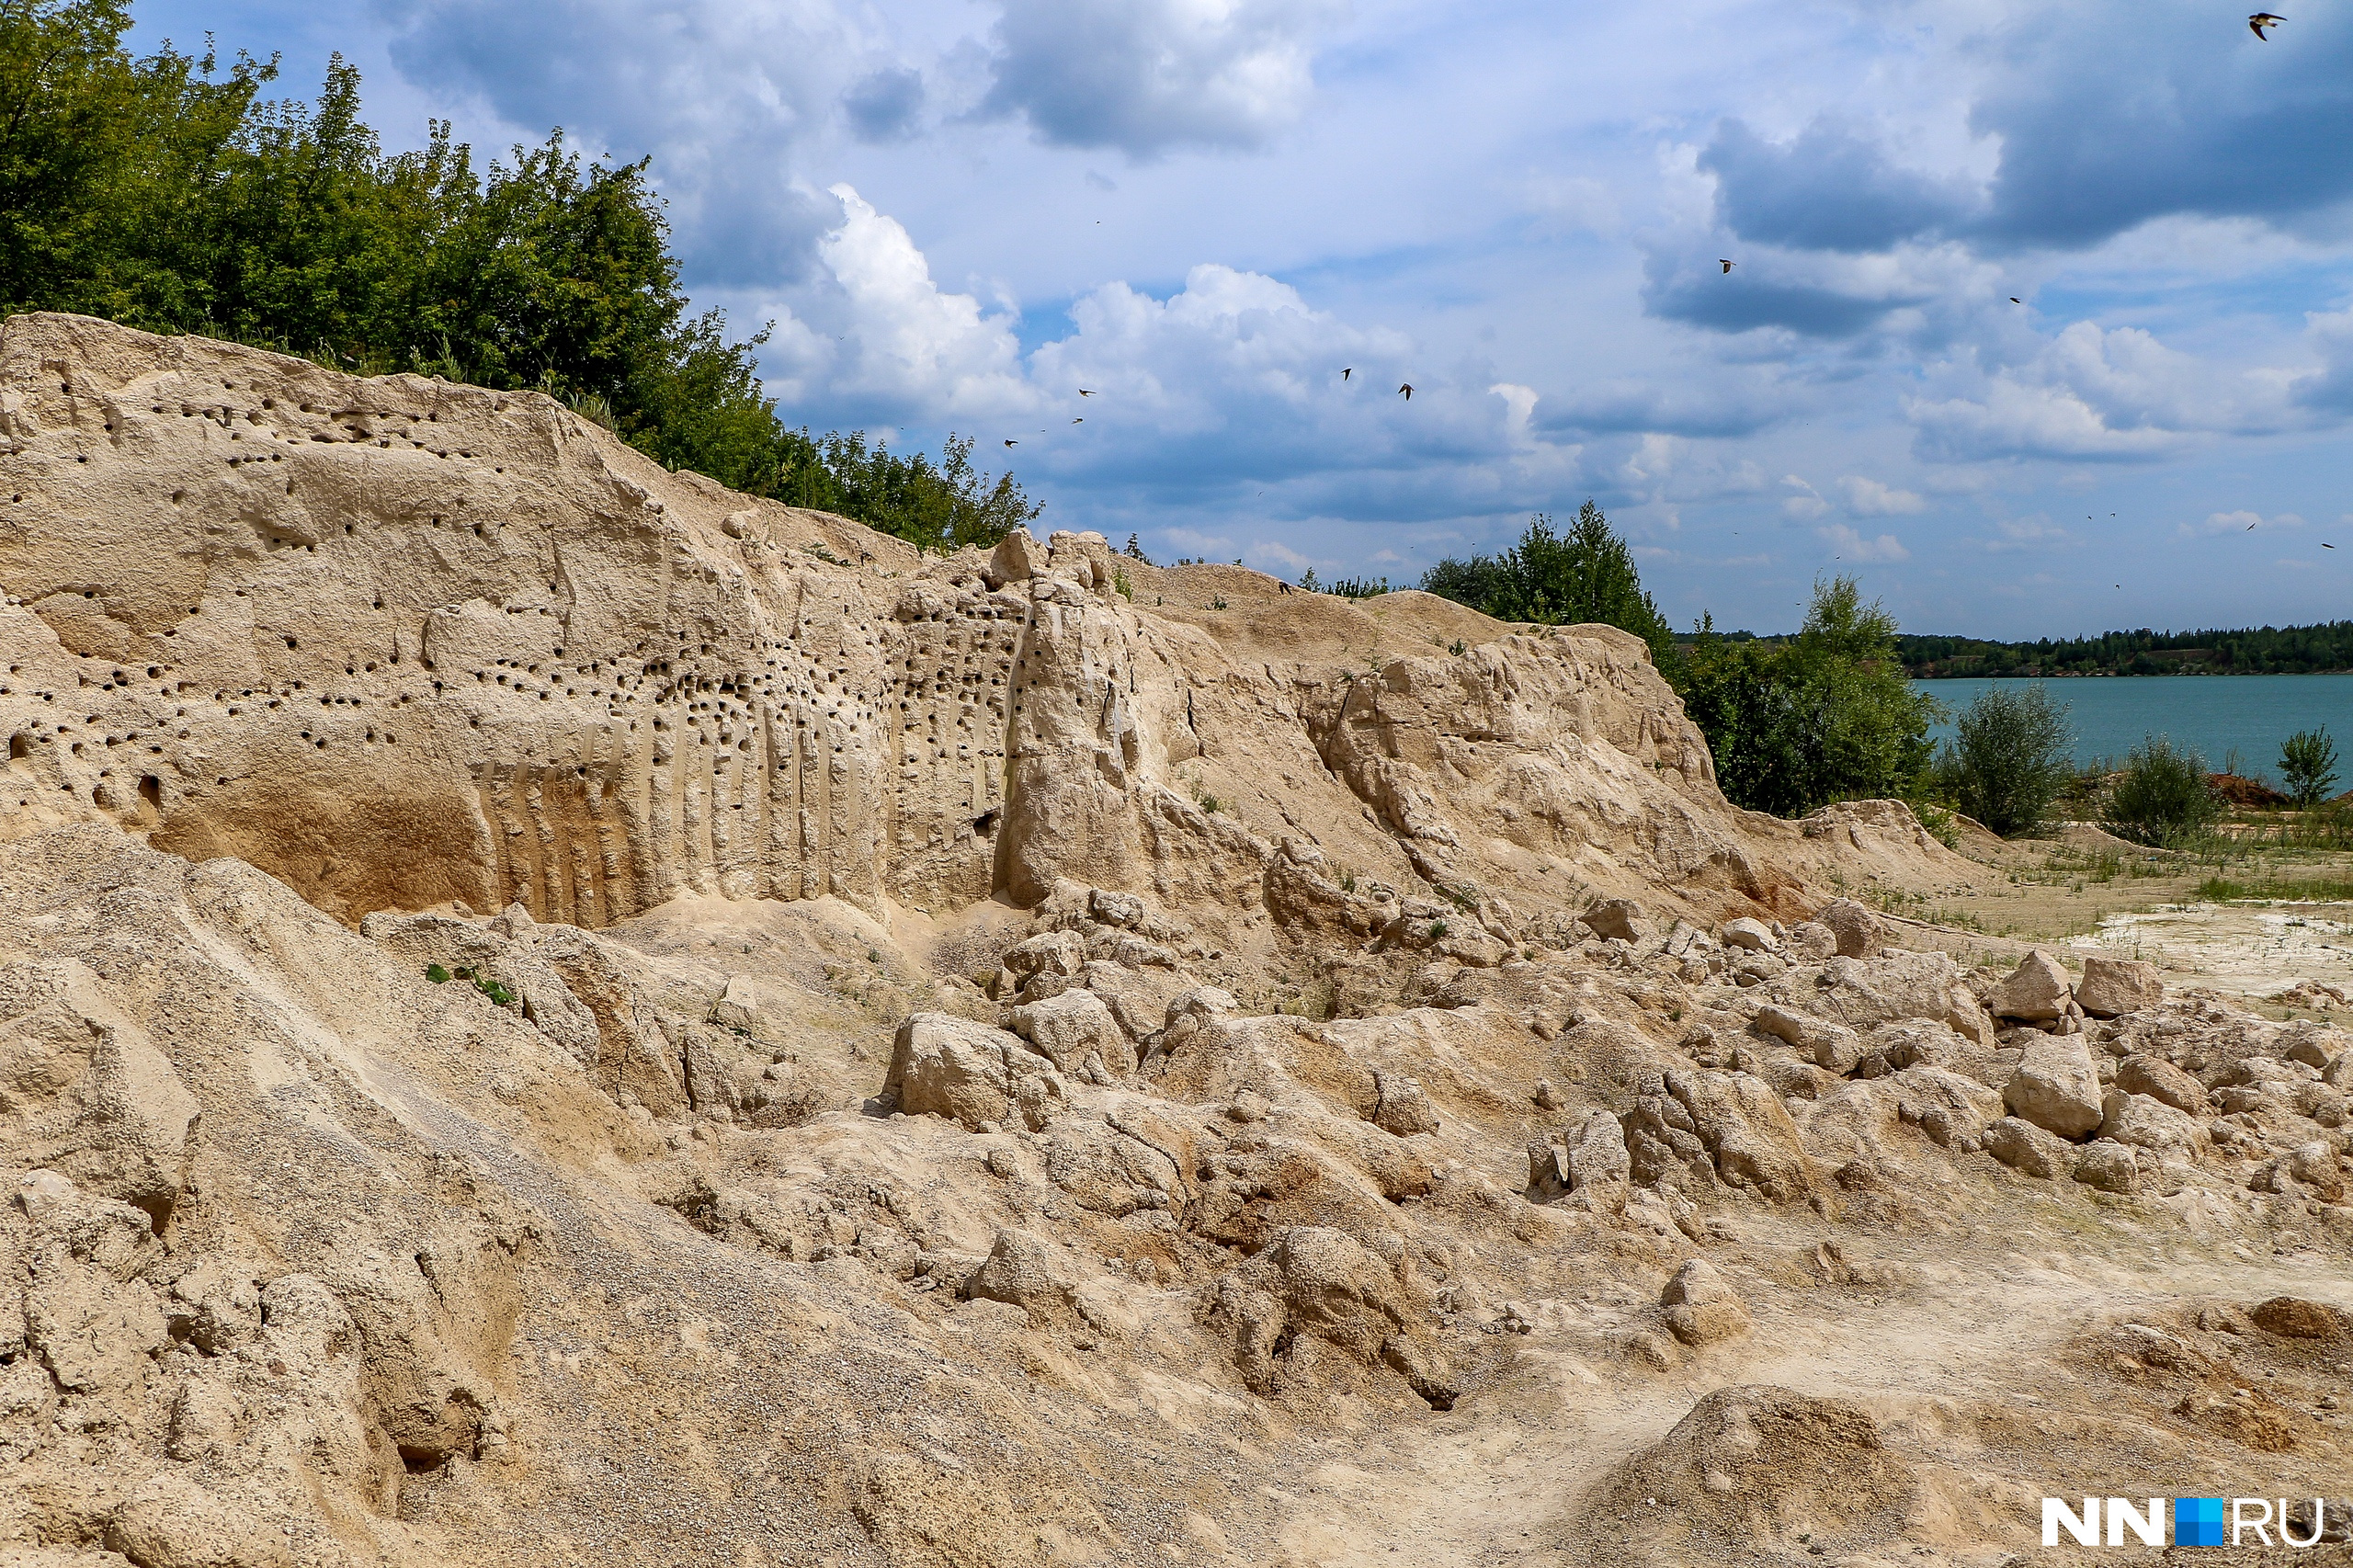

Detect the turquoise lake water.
xmin=1915 ymin=675 xmax=2353 ymax=781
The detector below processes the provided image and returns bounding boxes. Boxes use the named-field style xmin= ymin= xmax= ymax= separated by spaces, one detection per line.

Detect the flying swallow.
xmin=1072 ymin=417 xmax=1083 ymax=424
xmin=1398 ymin=383 xmax=1414 ymax=399
xmin=2250 ymin=13 xmax=2283 ymax=38
xmin=1078 ymin=389 xmax=1095 ymax=396
xmin=1342 ymin=369 xmax=1353 ymax=381
xmin=1720 ymin=260 xmax=1735 ymax=274
xmin=1004 ymin=439 xmax=1017 ymax=447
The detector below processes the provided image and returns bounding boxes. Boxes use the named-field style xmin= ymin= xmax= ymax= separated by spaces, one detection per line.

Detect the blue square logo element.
xmin=2177 ymin=1497 xmax=2226 ymax=1547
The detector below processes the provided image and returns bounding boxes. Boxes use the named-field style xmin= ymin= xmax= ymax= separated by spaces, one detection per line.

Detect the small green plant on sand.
xmin=2280 ymin=727 xmax=2340 ymax=808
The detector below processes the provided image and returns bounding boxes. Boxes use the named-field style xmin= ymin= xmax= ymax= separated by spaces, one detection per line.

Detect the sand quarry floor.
xmin=1843 ymin=822 xmax=2353 ymax=1017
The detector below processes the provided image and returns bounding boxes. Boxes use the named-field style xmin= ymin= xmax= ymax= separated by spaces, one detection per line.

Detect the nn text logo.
xmin=2043 ymin=1496 xmax=2332 ymax=1548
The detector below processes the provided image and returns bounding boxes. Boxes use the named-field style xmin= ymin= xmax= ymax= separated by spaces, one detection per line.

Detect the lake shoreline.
xmin=1915 ymin=672 xmax=2353 ymax=778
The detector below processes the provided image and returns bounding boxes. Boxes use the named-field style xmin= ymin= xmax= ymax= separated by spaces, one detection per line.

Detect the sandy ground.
xmin=1839 ymin=820 xmax=2353 ymax=1014
xmin=1268 ymin=1207 xmax=2353 ymax=1568
xmin=2076 ymin=903 xmax=2353 ymax=1004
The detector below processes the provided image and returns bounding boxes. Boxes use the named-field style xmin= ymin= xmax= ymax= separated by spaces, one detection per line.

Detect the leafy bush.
xmin=0 ymin=4 xmax=1036 ymax=551
xmin=2280 ymin=726 xmax=2340 ymax=808
xmin=1936 ymin=683 xmax=2074 ymax=836
xmin=1419 ymin=503 xmax=1672 ymax=665
xmin=2103 ymin=736 xmax=2222 ymax=846
xmin=1677 ymin=577 xmax=1937 ymax=817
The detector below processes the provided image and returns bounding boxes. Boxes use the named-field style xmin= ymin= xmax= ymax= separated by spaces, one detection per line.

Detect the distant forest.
xmin=1895 ymin=622 xmax=2353 ymax=678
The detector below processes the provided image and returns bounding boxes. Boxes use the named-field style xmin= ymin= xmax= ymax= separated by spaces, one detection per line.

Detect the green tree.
xmin=2104 ymin=736 xmax=2221 ymax=846
xmin=0 ymin=1 xmax=272 ymax=324
xmin=1937 ymin=683 xmax=2073 ymax=836
xmin=1417 ymin=552 xmax=1509 ymax=612
xmin=2279 ymin=726 xmax=2341 ymax=809
xmin=1677 ymin=615 xmax=1813 ymax=815
xmin=1676 ymin=577 xmax=1938 ymax=817
xmin=0 ymin=4 xmax=1041 ymax=550
xmin=1419 ymin=501 xmax=1674 ymax=665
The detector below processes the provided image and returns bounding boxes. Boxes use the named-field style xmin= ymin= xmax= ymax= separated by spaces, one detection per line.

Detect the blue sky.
xmin=134 ymin=0 xmax=2353 ymax=636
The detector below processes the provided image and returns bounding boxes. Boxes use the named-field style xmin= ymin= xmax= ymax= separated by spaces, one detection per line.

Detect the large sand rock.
xmin=0 ymin=312 xmax=1962 ymax=943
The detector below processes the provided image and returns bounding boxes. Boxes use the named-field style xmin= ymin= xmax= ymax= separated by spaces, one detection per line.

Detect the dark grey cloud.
xmin=1972 ymin=5 xmax=2353 ymax=248
xmin=843 ymin=68 xmax=926 ymax=144
xmin=1699 ymin=119 xmax=1976 ymax=254
xmin=981 ymin=0 xmax=1336 ymax=158
xmin=1699 ymin=8 xmax=2353 ymax=260
xmin=1643 ymin=254 xmax=1916 ymax=339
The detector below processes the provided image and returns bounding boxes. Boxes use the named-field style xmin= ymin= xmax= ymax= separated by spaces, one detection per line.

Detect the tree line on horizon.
xmin=1894 ymin=622 xmax=2353 ymax=678
xmin=0 ymin=0 xmax=1037 ymax=554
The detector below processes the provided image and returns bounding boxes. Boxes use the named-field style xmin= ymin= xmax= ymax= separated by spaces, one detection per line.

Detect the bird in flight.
xmin=2010 ymin=297 xmax=2022 ymax=304
xmin=1398 ymin=383 xmax=1414 ymax=399
xmin=1078 ymin=389 xmax=1095 ymax=397
xmin=1720 ymin=259 xmax=1734 ymax=274
xmin=2249 ymin=12 xmax=2283 ymax=37
xmin=1072 ymin=417 xmax=1084 ymax=424
xmin=2249 ymin=519 xmax=2258 ymax=529
xmin=1342 ymin=368 xmax=1353 ymax=381
xmin=2325 ymin=542 xmax=2337 ymax=549
xmin=1004 ymin=438 xmax=1018 ymax=447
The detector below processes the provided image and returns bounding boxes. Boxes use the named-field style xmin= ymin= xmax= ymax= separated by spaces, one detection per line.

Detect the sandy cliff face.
xmin=2 ymin=315 xmax=2349 ymax=1568
xmin=0 ymin=312 xmax=1908 ymax=940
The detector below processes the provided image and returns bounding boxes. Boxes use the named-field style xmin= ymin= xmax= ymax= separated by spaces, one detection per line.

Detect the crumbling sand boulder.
xmin=1753 ymin=1003 xmax=1866 ymax=1075
xmin=1984 ymin=1115 xmax=2072 ymax=1179
xmin=2077 ymin=956 xmax=2164 ymax=1017
xmin=1987 ymin=950 xmax=2074 ymax=1023
xmin=886 ymin=1013 xmax=1069 ymax=1131
xmin=1370 ymin=1068 xmax=1440 ymax=1136
xmin=1570 ymin=1386 xmax=1915 ymax=1566
xmin=2003 ymin=1033 xmax=2104 ymax=1138
xmin=1011 ymin=989 xmax=1135 ymax=1081
xmin=1669 ymin=1070 xmax=1817 ymax=1201
xmin=2116 ymin=1053 xmax=2206 ymax=1114
xmin=1813 ymin=897 xmax=1883 ymax=960
xmin=2071 ymin=1139 xmax=2140 ymax=1194
xmin=0 ymin=961 xmax=198 ymax=1226
xmin=1660 ymin=1258 xmax=1751 ymax=1345
xmin=1583 ymin=897 xmax=1653 ymax=943
xmin=1208 ymin=1226 xmax=1449 ymax=1404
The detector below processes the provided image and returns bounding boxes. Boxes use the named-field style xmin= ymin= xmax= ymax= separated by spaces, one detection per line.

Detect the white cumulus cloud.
xmin=1816 ymin=524 xmax=1910 ymax=562
xmin=983 ymin=0 xmax=1340 ymax=157
xmin=1837 ymin=476 xmax=1926 ymax=516
xmin=2181 ymin=510 xmax=2305 ymax=536
xmin=813 ymin=185 xmax=1037 ymax=418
